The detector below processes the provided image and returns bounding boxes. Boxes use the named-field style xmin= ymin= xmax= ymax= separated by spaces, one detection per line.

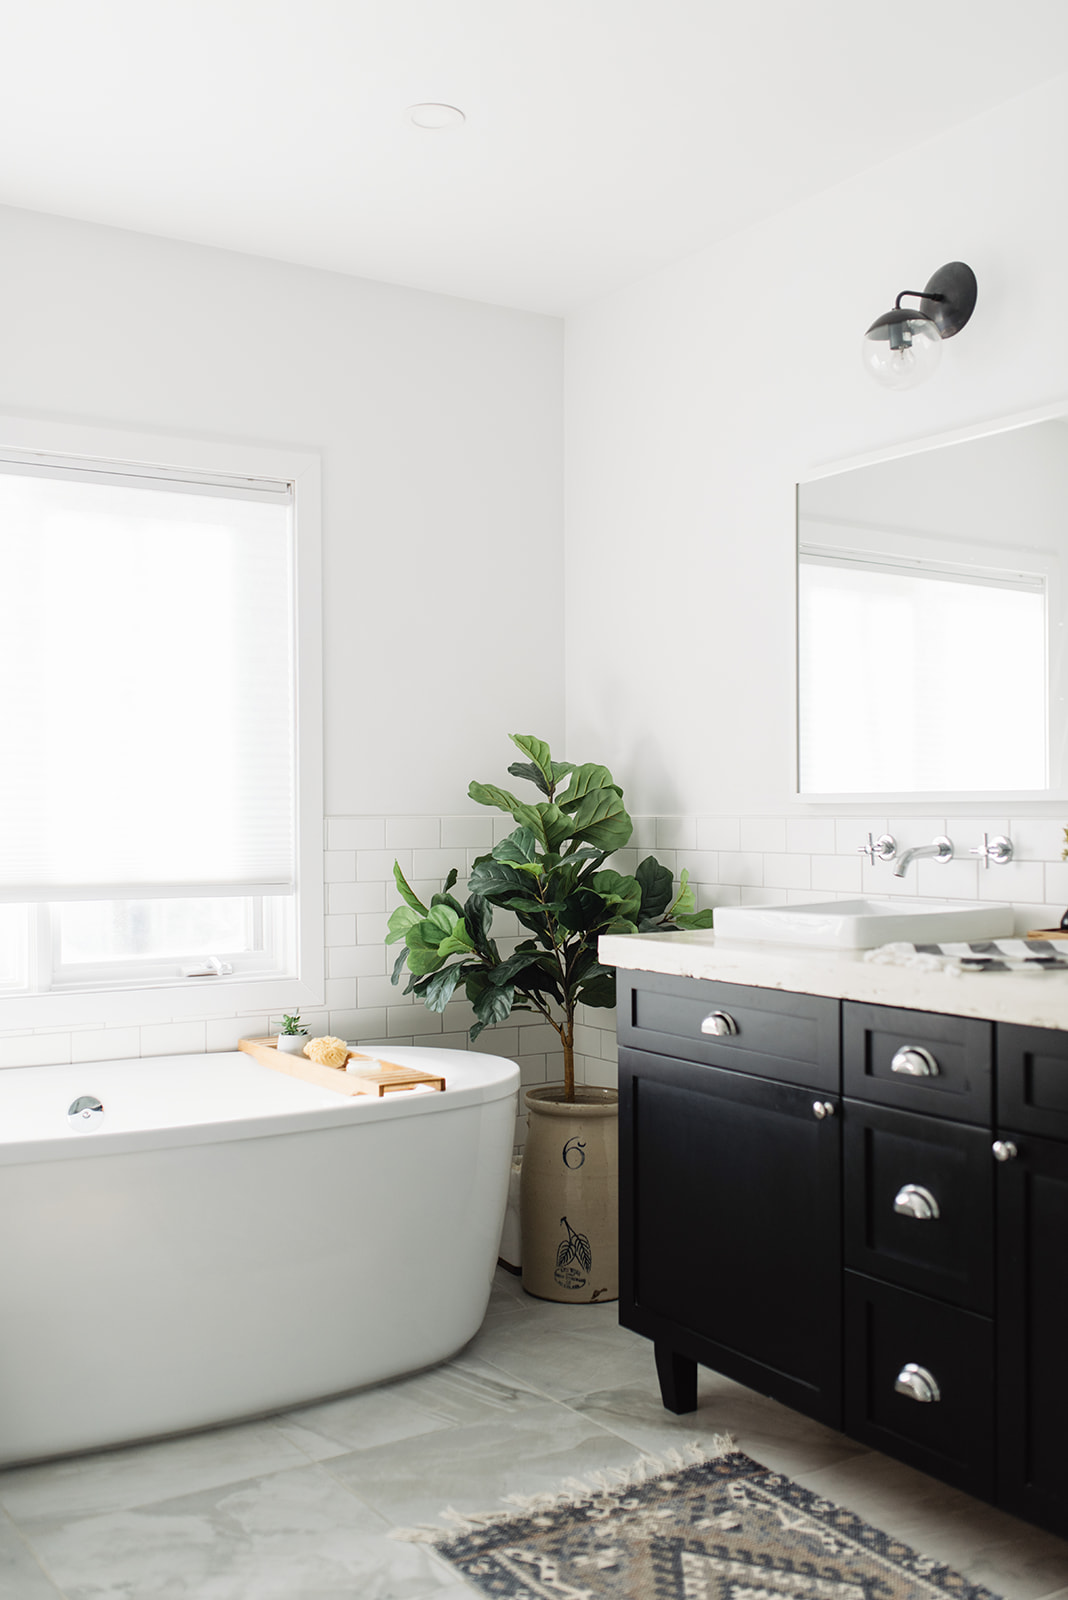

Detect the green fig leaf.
xmin=393 ymin=861 xmax=428 ymax=916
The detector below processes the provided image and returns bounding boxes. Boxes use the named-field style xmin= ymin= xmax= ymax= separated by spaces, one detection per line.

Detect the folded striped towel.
xmin=876 ymin=938 xmax=1068 ymax=973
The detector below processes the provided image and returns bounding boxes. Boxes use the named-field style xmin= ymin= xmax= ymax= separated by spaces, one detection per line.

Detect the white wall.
xmin=0 ymin=204 xmax=565 ymax=816
xmin=565 ymin=73 xmax=1068 ymax=822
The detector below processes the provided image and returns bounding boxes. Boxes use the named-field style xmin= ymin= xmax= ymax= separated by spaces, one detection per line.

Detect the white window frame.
xmin=0 ymin=415 xmax=324 ymax=1030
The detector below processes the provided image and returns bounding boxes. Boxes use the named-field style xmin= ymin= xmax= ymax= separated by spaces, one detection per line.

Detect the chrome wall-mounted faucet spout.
xmin=892 ymin=836 xmax=953 ymax=879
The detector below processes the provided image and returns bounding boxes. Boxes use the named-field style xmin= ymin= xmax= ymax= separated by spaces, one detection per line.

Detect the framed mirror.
xmin=796 ymin=403 xmax=1068 ymax=800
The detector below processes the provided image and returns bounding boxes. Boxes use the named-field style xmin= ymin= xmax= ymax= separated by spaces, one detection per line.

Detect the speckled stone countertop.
xmin=599 ymin=929 xmax=1068 ymax=1033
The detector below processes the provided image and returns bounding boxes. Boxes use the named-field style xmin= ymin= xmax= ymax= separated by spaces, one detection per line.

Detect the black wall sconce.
xmin=863 ymin=262 xmax=977 ymax=390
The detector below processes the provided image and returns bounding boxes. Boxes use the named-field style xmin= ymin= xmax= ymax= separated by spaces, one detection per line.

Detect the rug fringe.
xmin=390 ymin=1435 xmax=736 ymax=1543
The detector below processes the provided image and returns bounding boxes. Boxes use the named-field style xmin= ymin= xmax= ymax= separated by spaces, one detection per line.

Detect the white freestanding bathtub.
xmin=0 ymin=1045 xmax=519 ymax=1466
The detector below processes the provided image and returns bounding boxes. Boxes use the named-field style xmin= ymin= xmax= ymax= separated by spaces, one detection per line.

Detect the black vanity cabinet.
xmin=617 ymin=971 xmax=1068 ymax=1537
xmin=617 ymin=973 xmax=842 ymax=1427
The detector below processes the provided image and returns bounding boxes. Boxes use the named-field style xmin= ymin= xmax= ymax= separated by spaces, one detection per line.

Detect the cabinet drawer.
xmin=843 ymin=1102 xmax=993 ymax=1313
xmin=843 ymin=1002 xmax=991 ymax=1122
xmin=844 ymin=1272 xmax=994 ymax=1500
xmin=997 ymin=1022 xmax=1068 ymax=1141
xmin=617 ymin=973 xmax=839 ymax=1091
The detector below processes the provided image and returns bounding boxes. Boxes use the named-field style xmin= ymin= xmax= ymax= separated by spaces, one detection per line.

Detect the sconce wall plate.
xmin=918 ymin=261 xmax=978 ymax=338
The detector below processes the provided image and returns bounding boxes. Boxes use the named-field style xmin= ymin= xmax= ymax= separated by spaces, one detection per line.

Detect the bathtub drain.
xmin=68 ymin=1095 xmax=104 ymax=1129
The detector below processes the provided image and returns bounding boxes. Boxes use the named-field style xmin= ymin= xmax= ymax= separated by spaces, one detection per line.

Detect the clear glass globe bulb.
xmin=862 ymin=315 xmax=942 ymax=391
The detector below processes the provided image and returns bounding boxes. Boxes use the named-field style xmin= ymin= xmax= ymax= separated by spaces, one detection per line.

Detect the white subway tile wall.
xmin=3 ymin=812 xmax=1067 ymax=1151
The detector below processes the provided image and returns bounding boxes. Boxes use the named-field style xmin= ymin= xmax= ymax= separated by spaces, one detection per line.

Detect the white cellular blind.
xmin=798 ymin=553 xmax=1047 ymax=793
xmin=0 ymin=459 xmax=295 ymax=901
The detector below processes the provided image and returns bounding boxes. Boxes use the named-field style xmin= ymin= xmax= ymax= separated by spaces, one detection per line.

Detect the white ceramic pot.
xmin=520 ymin=1085 xmax=618 ymax=1303
xmin=276 ymin=1033 xmax=308 ymax=1055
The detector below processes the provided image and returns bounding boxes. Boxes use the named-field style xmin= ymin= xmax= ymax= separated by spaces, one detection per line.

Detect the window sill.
xmin=0 ymin=973 xmax=325 ymax=1033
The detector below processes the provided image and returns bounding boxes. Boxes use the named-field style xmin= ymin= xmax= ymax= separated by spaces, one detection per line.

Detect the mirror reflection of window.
xmin=797 ymin=416 xmax=1068 ymax=797
xmin=798 ymin=551 xmax=1047 ymax=792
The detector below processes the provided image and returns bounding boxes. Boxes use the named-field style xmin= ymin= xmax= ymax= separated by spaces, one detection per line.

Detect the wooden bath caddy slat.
xmin=237 ymin=1037 xmax=445 ymax=1097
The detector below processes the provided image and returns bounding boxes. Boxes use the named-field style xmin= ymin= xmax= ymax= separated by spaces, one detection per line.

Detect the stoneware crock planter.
xmin=520 ymin=1085 xmax=618 ymax=1303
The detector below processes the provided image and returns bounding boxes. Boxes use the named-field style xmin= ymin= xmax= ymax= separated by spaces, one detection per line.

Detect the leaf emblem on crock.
xmin=557 ymin=1216 xmax=592 ymax=1272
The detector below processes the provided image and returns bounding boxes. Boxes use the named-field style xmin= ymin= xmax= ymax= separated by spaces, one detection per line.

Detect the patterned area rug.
xmin=399 ymin=1443 xmax=1001 ymax=1600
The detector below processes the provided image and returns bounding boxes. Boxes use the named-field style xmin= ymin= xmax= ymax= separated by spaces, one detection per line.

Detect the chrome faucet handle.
xmin=858 ymin=832 xmax=897 ymax=865
xmin=969 ymin=833 xmax=1013 ymax=869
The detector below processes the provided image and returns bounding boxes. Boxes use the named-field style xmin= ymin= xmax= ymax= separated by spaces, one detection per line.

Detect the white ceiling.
xmin=2 ymin=1 xmax=1068 ymax=316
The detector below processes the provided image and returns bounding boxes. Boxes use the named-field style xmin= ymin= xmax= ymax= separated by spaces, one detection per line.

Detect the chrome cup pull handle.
xmin=891 ymin=1046 xmax=940 ymax=1077
xmin=701 ymin=1011 xmax=739 ymax=1038
xmin=895 ymin=1363 xmax=941 ymax=1403
xmin=893 ymin=1183 xmax=940 ymax=1220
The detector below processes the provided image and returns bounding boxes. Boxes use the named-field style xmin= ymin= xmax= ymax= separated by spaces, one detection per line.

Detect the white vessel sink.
xmin=713 ymin=898 xmax=1016 ymax=950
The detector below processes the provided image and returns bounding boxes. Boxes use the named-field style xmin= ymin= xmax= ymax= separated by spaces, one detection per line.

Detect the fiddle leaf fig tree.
xmin=387 ymin=735 xmax=714 ymax=1101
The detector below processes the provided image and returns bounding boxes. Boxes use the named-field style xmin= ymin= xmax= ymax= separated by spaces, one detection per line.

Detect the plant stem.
xmin=562 ymin=1014 xmax=575 ymax=1101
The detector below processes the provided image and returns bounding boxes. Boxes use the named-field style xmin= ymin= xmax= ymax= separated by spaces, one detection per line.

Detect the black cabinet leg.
xmin=655 ymin=1342 xmax=698 ymax=1414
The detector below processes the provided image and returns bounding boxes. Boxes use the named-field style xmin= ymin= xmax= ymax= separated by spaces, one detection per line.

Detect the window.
xmin=0 ymin=420 xmax=322 ymax=1026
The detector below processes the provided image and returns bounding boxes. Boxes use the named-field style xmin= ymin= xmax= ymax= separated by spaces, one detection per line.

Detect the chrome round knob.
xmin=891 ymin=1046 xmax=940 ymax=1077
xmin=701 ymin=1011 xmax=739 ymax=1038
xmin=812 ymin=1100 xmax=835 ymax=1120
xmin=895 ymin=1363 xmax=941 ymax=1403
xmin=993 ymin=1140 xmax=1019 ymax=1162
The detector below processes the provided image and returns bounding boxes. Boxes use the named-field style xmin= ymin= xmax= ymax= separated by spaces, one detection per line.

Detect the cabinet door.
xmin=619 ymin=1045 xmax=842 ymax=1426
xmin=996 ymin=1129 xmax=1068 ymax=1536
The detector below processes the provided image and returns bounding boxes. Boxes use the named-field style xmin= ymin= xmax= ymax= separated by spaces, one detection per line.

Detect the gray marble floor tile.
xmin=22 ymin=1462 xmax=458 ymax=1600
xmin=483 ymin=1271 xmax=526 ymax=1313
xmin=567 ymin=1374 xmax=868 ymax=1477
xmin=795 ymin=1451 xmax=1068 ymax=1600
xmin=0 ymin=1419 xmax=306 ymax=1530
xmin=494 ymin=1285 xmax=622 ymax=1332
xmin=463 ymin=1316 xmax=656 ymax=1400
xmin=324 ymin=1398 xmax=646 ymax=1528
xmin=3 ymin=1264 xmax=1063 ymax=1599
xmin=0 ymin=1508 xmax=64 ymax=1599
xmin=275 ymin=1356 xmax=545 ymax=1461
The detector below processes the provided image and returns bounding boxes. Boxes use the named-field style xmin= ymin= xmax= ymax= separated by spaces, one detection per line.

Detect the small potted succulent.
xmin=275 ymin=1011 xmax=308 ymax=1055
xmin=387 ymin=735 xmax=714 ymax=1303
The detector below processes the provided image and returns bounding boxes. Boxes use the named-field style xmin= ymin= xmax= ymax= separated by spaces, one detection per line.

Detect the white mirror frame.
xmin=795 ymin=397 xmax=1068 ymax=806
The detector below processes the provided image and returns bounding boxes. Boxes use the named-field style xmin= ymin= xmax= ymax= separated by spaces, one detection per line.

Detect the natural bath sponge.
xmin=303 ymin=1035 xmax=349 ymax=1068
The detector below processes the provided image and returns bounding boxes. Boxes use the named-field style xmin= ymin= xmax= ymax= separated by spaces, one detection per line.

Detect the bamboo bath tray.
xmin=238 ymin=1037 xmax=445 ymax=1097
